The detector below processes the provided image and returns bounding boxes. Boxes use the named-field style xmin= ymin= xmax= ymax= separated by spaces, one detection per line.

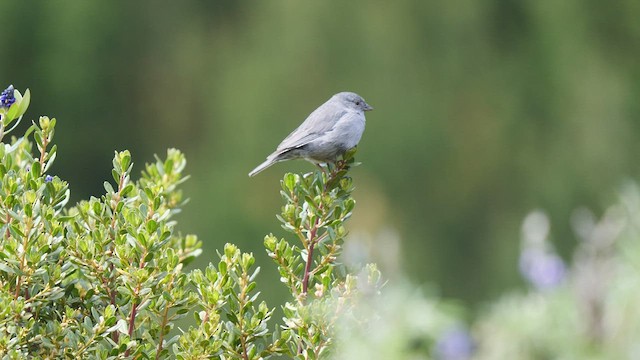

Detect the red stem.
xmin=302 ymin=201 xmax=324 ymax=295
xmin=124 ymin=297 xmax=139 ymax=357
xmin=301 ymin=162 xmax=344 ymax=296
xmin=155 ymin=304 xmax=171 ymax=360
xmin=302 ymin=234 xmax=317 ymax=295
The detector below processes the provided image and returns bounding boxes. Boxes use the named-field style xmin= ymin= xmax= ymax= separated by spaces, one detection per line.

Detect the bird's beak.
xmin=364 ymin=102 xmax=373 ymax=111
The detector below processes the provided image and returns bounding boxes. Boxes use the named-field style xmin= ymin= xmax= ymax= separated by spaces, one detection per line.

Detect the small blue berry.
xmin=519 ymin=248 xmax=565 ymax=290
xmin=45 ymin=175 xmax=54 ymax=183
xmin=0 ymin=85 xmax=15 ymax=108
xmin=435 ymin=327 xmax=475 ymax=360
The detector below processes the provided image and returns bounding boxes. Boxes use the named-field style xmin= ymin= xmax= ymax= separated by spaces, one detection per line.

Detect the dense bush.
xmin=0 ymin=86 xmax=407 ymax=359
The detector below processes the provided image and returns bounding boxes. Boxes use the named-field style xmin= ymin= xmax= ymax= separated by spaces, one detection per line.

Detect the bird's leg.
xmin=315 ymin=162 xmax=329 ymax=176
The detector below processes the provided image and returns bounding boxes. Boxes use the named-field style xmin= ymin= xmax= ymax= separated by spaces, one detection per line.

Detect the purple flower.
xmin=45 ymin=175 xmax=54 ymax=183
xmin=519 ymin=248 xmax=566 ymax=290
xmin=0 ymin=85 xmax=15 ymax=108
xmin=434 ymin=327 xmax=474 ymax=360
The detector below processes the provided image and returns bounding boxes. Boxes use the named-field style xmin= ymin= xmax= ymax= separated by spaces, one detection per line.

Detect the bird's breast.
xmin=327 ymin=111 xmax=365 ymax=149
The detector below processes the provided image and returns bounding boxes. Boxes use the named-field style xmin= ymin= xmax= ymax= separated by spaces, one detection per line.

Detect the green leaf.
xmin=224 ymin=243 xmax=238 ymax=259
xmin=264 ymin=235 xmax=277 ymax=251
xmin=164 ymin=158 xmax=174 ymax=174
xmin=0 ymin=262 xmax=15 ymax=274
xmin=176 ymin=308 xmax=189 ymax=315
xmin=33 ymin=166 xmax=47 ymax=184
xmin=284 ymin=173 xmax=299 ymax=192
xmin=6 ymin=105 xmax=18 ymax=122
xmin=104 ymin=181 xmax=115 ymax=194
xmin=112 ymin=169 xmax=120 ymax=184
xmin=83 ymin=316 xmax=93 ymax=331
xmin=219 ymin=260 xmax=227 ymax=275
xmin=121 ymin=183 xmax=135 ymax=197
xmin=44 ymin=146 xmax=57 ymax=172
xmin=246 ymin=282 xmax=257 ymax=294
xmin=9 ymin=224 xmax=24 ymax=238
xmin=5 ymin=89 xmax=23 ymax=121
xmin=241 ymin=253 xmax=255 ymax=270
xmin=16 ymin=88 xmax=31 ymax=118
xmin=146 ymin=219 xmax=158 ymax=233
xmin=226 ymin=312 xmax=239 ymax=325
xmin=121 ymin=151 xmax=132 ymax=173
xmin=33 ymin=130 xmax=43 ymax=149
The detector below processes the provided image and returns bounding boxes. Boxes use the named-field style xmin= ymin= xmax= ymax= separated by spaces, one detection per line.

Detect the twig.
xmin=301 ymin=159 xmax=347 ymax=296
xmin=302 ymin=217 xmax=320 ymax=295
xmin=15 ymin=218 xmax=33 ymax=299
xmin=155 ymin=271 xmax=175 ymax=360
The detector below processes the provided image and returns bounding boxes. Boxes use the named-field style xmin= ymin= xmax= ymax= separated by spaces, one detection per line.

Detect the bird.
xmin=249 ymin=92 xmax=372 ymax=177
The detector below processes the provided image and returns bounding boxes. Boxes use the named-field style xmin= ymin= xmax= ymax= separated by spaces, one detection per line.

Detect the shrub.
xmin=0 ymin=86 xmax=389 ymax=359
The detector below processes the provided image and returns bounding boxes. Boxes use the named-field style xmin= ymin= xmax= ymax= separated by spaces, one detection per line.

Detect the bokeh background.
xmin=2 ymin=1 xmax=639 ymax=311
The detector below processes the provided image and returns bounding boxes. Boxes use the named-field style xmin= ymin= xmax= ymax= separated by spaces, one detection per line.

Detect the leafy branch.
xmin=0 ymin=85 xmax=381 ymax=359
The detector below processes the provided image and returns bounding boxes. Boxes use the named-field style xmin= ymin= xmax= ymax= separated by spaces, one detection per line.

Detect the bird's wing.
xmin=276 ymin=101 xmax=347 ymax=151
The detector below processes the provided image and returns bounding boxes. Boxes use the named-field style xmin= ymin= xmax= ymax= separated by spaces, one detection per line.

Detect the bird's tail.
xmin=248 ymin=157 xmax=278 ymax=177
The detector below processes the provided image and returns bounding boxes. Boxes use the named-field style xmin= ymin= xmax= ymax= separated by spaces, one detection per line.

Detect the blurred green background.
xmin=2 ymin=1 xmax=639 ymax=310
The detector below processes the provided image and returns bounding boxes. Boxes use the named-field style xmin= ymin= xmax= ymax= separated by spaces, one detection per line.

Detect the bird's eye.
xmin=356 ymin=101 xmax=361 ymax=105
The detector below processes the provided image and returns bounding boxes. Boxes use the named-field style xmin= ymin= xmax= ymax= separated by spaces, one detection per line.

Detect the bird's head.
xmin=335 ymin=92 xmax=373 ymax=112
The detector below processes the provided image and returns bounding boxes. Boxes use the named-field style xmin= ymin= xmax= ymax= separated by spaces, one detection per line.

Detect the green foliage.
xmin=0 ymin=88 xmax=394 ymax=359
xmin=263 ymin=151 xmax=389 ymax=359
xmin=174 ymin=243 xmax=274 ymax=359
xmin=267 ymin=151 xmax=357 ymax=303
xmin=0 ymin=88 xmax=202 ymax=358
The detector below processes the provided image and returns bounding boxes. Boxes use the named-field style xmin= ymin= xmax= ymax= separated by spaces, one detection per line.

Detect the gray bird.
xmin=249 ymin=92 xmax=372 ymax=177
